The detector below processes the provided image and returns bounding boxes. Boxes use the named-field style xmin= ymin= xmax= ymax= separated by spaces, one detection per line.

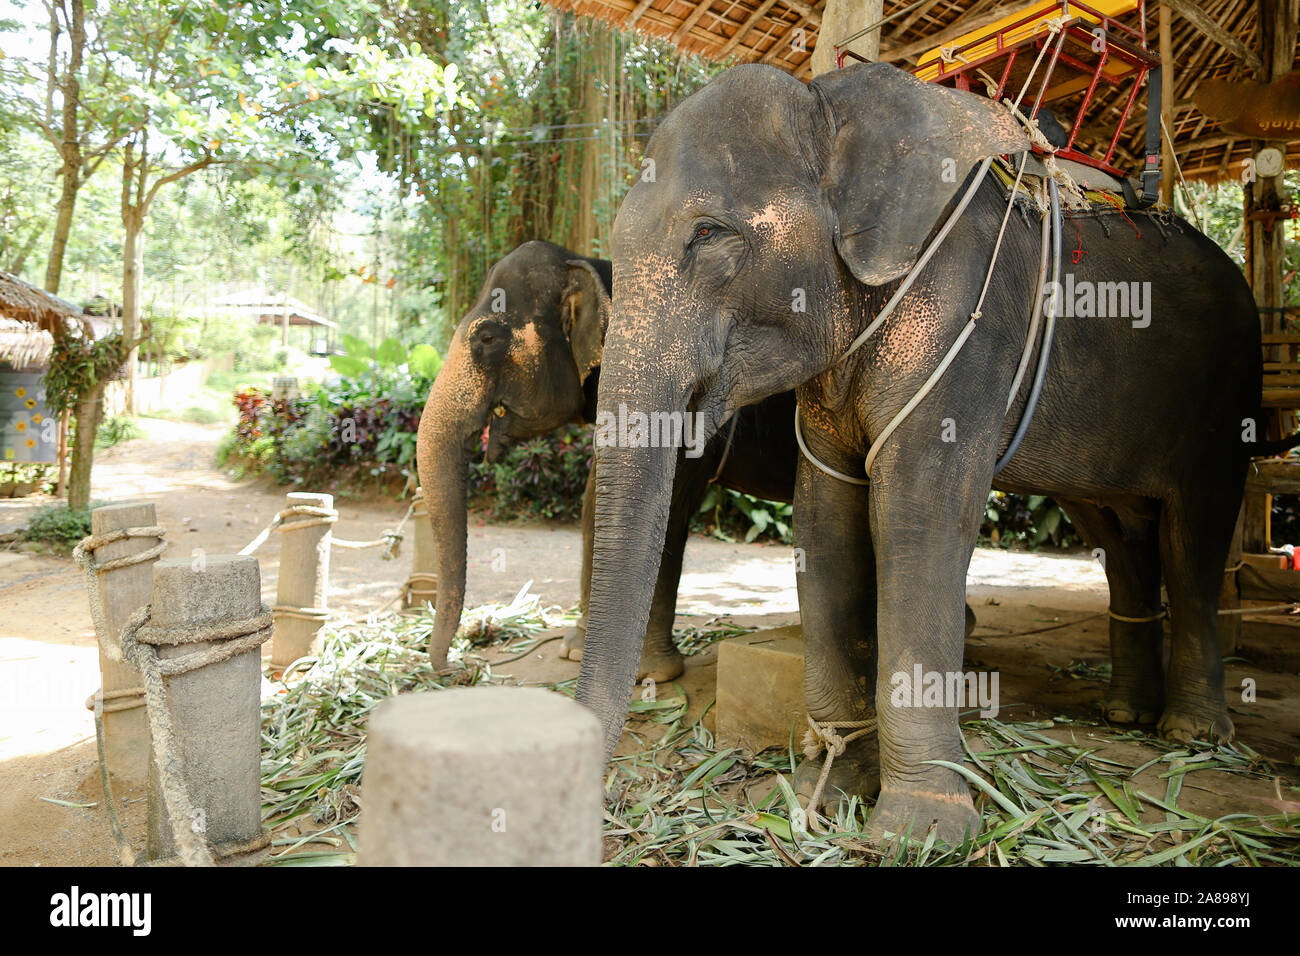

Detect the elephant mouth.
xmin=484 ymin=414 xmax=513 ymax=463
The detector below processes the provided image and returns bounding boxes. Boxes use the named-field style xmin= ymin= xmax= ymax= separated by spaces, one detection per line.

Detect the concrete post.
xmin=360 ymin=688 xmax=603 ymax=866
xmin=403 ymin=487 xmax=437 ymax=609
xmin=89 ymin=502 xmax=162 ymax=785
xmin=144 ymin=554 xmax=265 ymax=863
xmin=271 ymin=491 xmax=332 ymax=667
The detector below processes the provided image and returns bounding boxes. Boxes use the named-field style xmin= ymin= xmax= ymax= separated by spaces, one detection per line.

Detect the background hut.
xmin=0 ymin=273 xmax=91 ymax=489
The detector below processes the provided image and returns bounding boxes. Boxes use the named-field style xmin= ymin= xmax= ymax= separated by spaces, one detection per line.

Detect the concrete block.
xmin=360 ymin=687 xmax=602 ymax=866
xmin=715 ymin=625 xmax=806 ymax=753
xmin=146 ymin=555 xmax=264 ymax=861
xmin=272 ymin=491 xmax=332 ymax=667
xmin=89 ymin=502 xmax=163 ymax=785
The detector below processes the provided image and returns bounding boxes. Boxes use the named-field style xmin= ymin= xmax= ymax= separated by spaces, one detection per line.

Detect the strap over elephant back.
xmin=811 ymin=62 xmax=1031 ymax=286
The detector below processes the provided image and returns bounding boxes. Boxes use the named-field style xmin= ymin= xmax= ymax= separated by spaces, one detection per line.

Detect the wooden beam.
xmin=717 ymin=0 xmax=780 ymax=59
xmin=762 ymin=17 xmax=810 ymax=64
xmin=1160 ymin=3 xmax=1174 ymax=205
xmin=626 ymin=0 xmax=656 ymax=29
xmin=882 ymin=2 xmax=1027 ymax=64
xmin=1161 ymin=0 xmax=1263 ymax=74
xmin=885 ymin=0 xmax=945 ymax=43
xmin=671 ymin=0 xmax=717 ymax=42
xmin=780 ymin=0 xmax=821 ymax=27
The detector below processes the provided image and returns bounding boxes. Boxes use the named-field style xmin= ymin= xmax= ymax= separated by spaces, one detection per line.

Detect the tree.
xmin=99 ymin=0 xmax=466 ymax=410
xmin=29 ymin=0 xmax=136 ymax=294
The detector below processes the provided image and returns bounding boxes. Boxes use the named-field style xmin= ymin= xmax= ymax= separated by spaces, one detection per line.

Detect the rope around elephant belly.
xmin=801 ymin=716 xmax=877 ymax=832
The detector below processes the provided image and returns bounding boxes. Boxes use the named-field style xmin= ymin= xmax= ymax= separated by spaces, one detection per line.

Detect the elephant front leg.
xmin=792 ymin=455 xmax=880 ymax=812
xmin=560 ymin=461 xmax=597 ymax=662
xmin=866 ymin=461 xmax=993 ymax=846
xmin=563 ymin=454 xmax=688 ymax=683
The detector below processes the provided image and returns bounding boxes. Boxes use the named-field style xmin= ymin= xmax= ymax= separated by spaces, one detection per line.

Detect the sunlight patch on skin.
xmin=747 ymin=197 xmax=800 ymax=254
xmin=871 ymin=280 xmax=946 ymax=377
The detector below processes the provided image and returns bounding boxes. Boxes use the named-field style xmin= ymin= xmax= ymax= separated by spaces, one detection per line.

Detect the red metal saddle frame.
xmin=837 ymin=0 xmax=1162 ymax=181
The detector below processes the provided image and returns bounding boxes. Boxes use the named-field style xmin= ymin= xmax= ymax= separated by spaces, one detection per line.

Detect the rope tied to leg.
xmin=801 ymin=716 xmax=876 ymax=832
xmin=1108 ymin=608 xmax=1167 ymax=624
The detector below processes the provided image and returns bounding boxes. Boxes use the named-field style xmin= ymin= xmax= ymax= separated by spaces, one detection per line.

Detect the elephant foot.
xmin=866 ymin=781 xmax=978 ymax=848
xmin=557 ymin=626 xmax=684 ymax=682
xmin=638 ymin=645 xmax=685 ymax=683
xmin=964 ymin=603 xmax=976 ymax=638
xmin=1102 ymin=685 xmax=1162 ymax=725
xmin=794 ymin=734 xmax=881 ymax=813
xmin=1157 ymin=706 xmax=1234 ymax=745
xmin=558 ymin=626 xmax=586 ymax=661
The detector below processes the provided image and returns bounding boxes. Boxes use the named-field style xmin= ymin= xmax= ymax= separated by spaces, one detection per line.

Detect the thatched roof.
xmin=0 ymin=272 xmax=86 ymax=332
xmin=543 ymin=0 xmax=1299 ymax=182
xmin=0 ymin=273 xmax=93 ymax=369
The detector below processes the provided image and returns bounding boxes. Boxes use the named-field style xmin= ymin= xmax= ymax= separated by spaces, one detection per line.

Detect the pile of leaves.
xmin=259 ymin=601 xmax=1300 ymax=867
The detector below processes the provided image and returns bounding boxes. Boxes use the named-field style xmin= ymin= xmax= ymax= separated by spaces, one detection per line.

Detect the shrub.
xmin=23 ymin=503 xmax=97 ymax=545
xmin=220 ymin=336 xmax=439 ymax=494
xmin=468 ymin=425 xmax=592 ymax=521
xmin=693 ymin=485 xmax=792 ymax=544
xmin=981 ymin=492 xmax=1079 ymax=548
xmin=95 ymin=415 xmax=144 ymax=449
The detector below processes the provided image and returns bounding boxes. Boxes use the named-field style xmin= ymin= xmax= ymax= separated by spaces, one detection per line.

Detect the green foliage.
xmin=22 ymin=503 xmax=98 ymax=545
xmin=468 ymin=426 xmax=592 ymax=522
xmin=981 ymin=492 xmax=1080 ymax=548
xmin=694 ymin=486 xmax=793 ymax=544
xmin=43 ymin=331 xmax=126 ymax=415
xmin=95 ymin=415 xmax=144 ymax=449
xmin=223 ymin=340 xmax=441 ymax=492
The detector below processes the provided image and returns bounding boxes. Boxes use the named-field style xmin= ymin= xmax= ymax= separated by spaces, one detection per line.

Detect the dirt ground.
xmin=2 ymin=419 xmax=1297 ymax=865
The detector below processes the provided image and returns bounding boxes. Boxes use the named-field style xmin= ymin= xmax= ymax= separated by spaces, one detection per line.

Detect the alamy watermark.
xmin=890 ymin=665 xmax=1000 ymax=718
xmin=593 ymin=402 xmax=707 ymax=458
xmin=1044 ymin=275 xmax=1151 ymax=328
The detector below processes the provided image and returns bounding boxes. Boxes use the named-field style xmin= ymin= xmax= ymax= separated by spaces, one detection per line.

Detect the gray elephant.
xmin=576 ymin=62 xmax=1284 ymax=844
xmin=415 ymin=240 xmax=799 ymax=681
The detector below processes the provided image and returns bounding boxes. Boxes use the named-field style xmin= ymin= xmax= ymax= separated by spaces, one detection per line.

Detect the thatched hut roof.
xmin=542 ymin=0 xmax=1299 ymax=182
xmin=0 ymin=273 xmax=93 ymax=370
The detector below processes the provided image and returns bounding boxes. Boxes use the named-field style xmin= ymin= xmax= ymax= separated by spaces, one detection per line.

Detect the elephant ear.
xmin=562 ymin=259 xmax=609 ymax=385
xmin=811 ymin=62 xmax=1030 ymax=286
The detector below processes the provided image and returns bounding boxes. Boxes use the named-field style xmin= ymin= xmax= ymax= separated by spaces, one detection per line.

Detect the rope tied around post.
xmin=800 ymin=716 xmax=877 ymax=832
xmin=240 ymin=499 xmax=414 ymax=560
xmin=101 ymin=602 xmax=274 ymax=867
xmin=73 ymin=526 xmax=168 ymax=669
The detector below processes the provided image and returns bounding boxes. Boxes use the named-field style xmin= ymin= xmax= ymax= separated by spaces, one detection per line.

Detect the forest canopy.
xmin=0 ymin=0 xmax=720 ymax=354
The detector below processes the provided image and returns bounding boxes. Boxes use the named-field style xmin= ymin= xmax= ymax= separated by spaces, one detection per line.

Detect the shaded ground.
xmin=1 ymin=419 xmax=1296 ymax=865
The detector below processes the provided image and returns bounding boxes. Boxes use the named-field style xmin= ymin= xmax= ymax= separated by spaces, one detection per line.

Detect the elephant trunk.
xmin=416 ymin=346 xmax=491 ymax=666
xmin=576 ymin=372 xmax=688 ymax=759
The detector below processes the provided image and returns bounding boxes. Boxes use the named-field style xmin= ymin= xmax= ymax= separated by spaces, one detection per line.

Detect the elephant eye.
xmin=689 ymin=222 xmax=723 ymax=248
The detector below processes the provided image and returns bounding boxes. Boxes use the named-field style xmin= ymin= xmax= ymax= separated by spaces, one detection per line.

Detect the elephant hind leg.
xmin=1059 ymin=497 xmax=1164 ymax=725
xmin=1156 ymin=479 xmax=1240 ymax=744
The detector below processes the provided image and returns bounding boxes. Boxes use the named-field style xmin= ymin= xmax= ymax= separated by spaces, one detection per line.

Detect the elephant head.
xmin=578 ymin=62 xmax=1027 ymax=756
xmin=416 ymin=240 xmax=610 ymax=665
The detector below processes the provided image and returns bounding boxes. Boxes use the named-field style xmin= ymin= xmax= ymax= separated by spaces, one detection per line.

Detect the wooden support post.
xmin=1236 ymin=0 xmax=1296 ymax=572
xmin=144 ymin=555 xmax=266 ymax=864
xmin=360 ymin=688 xmax=602 ymax=865
xmin=812 ymin=0 xmax=884 ymax=75
xmin=403 ymin=487 xmax=437 ymax=609
xmin=271 ymin=491 xmax=332 ymax=668
xmin=1219 ymin=506 xmax=1244 ymax=655
xmin=1158 ymin=2 xmax=1174 ymax=207
xmin=87 ymin=503 xmax=164 ymax=785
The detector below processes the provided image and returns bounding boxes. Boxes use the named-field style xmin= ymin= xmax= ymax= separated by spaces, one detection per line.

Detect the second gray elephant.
xmin=415 ymin=240 xmax=799 ymax=681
